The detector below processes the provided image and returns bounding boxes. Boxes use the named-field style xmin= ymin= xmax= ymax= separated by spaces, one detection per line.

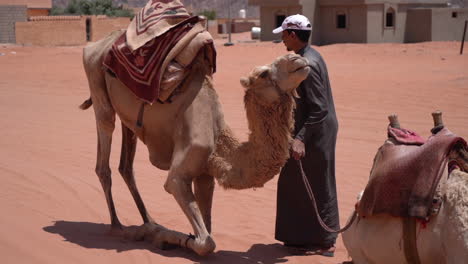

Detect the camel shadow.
xmin=43 ymin=221 xmax=351 ymax=263
xmin=43 ymin=220 xmax=198 ymax=260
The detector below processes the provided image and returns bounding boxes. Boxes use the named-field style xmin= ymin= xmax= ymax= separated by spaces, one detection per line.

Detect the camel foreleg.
xmin=164 ymin=172 xmax=216 ymax=256
xmin=194 ymin=173 xmax=215 ymax=233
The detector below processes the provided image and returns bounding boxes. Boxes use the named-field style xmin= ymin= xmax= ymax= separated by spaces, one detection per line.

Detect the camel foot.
xmin=124 ymin=222 xmax=216 ymax=255
xmin=190 ymin=235 xmax=216 ymax=256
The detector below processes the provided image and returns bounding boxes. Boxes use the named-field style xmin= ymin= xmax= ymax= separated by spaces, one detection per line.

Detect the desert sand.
xmin=0 ymin=32 xmax=467 ymax=264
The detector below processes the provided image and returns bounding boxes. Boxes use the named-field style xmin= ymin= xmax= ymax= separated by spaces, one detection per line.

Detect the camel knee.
xmin=94 ymin=106 xmax=116 ymax=133
xmin=190 ymin=235 xmax=216 ymax=256
xmin=164 ymin=176 xmax=190 ymax=195
xmin=97 ymin=119 xmax=115 ymax=134
xmin=95 ymin=166 xmax=112 ymax=189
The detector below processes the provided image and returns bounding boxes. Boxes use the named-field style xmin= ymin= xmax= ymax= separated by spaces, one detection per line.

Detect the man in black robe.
xmin=272 ymin=14 xmax=340 ymax=257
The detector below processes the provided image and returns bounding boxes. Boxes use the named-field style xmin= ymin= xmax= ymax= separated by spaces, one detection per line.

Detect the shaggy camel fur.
xmin=343 ymin=136 xmax=468 ymax=264
xmin=80 ymin=30 xmax=310 ymax=256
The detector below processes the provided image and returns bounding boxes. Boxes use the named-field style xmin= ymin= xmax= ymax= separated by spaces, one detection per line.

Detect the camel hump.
xmin=83 ymin=29 xmax=122 ymax=70
xmin=79 ymin=98 xmax=93 ymax=110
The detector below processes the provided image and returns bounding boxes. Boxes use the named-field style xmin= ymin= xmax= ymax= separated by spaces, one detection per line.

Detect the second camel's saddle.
xmin=358 ymin=126 xmax=467 ymax=218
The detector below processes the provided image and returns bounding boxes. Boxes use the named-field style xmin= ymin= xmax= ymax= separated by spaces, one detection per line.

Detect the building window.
xmin=336 ymin=14 xmax=346 ymax=28
xmin=276 ymin=15 xmax=286 ymax=28
xmin=385 ymin=8 xmax=395 ymax=28
xmin=452 ymin=12 xmax=458 ymax=18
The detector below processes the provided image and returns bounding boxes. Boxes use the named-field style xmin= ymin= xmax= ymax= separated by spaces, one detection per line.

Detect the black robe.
xmin=275 ymin=45 xmax=339 ymax=247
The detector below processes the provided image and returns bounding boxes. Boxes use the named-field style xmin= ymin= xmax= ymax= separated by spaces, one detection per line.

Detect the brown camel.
xmin=80 ymin=30 xmax=311 ymax=256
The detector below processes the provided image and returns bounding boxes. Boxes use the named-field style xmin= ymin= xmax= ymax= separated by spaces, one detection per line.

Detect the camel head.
xmin=240 ymin=54 xmax=310 ymax=104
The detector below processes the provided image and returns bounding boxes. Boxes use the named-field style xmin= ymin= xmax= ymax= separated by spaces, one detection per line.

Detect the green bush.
xmin=198 ymin=9 xmax=216 ymax=20
xmin=52 ymin=0 xmax=134 ymax=17
xmin=50 ymin=6 xmax=65 ymax=15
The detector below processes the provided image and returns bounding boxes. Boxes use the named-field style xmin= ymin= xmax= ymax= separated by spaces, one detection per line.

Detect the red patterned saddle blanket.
xmin=103 ymin=0 xmax=216 ymax=104
xmin=103 ymin=16 xmax=198 ymax=103
xmin=358 ymin=127 xmax=467 ymax=218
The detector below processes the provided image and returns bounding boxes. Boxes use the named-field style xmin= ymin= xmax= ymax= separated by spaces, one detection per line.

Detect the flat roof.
xmin=0 ymin=0 xmax=52 ymax=9
xmin=249 ymin=0 xmax=301 ymax=6
xmin=249 ymin=0 xmax=448 ymax=7
xmin=318 ymin=0 xmax=447 ymax=6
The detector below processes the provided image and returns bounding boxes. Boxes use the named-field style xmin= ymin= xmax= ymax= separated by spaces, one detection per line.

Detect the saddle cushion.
xmin=159 ymin=30 xmax=216 ymax=102
xmin=358 ymin=128 xmax=467 ymax=218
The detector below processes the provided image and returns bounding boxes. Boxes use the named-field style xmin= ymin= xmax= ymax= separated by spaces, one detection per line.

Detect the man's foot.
xmin=284 ymin=243 xmax=335 ymax=257
xmin=311 ymin=246 xmax=335 ymax=257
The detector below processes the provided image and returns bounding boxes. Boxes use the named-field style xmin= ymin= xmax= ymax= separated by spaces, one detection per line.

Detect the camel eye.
xmin=259 ymin=70 xmax=269 ymax=79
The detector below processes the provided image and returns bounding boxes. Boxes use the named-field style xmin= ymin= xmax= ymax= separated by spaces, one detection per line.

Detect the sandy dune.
xmin=0 ymin=33 xmax=467 ymax=264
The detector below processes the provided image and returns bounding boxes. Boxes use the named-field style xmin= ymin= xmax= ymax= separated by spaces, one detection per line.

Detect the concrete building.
xmin=0 ymin=0 xmax=51 ymax=43
xmin=406 ymin=7 xmax=468 ymax=42
xmin=249 ymin=0 xmax=468 ymax=45
xmin=249 ymin=0 xmax=302 ymax=42
xmin=0 ymin=0 xmax=51 ymax=16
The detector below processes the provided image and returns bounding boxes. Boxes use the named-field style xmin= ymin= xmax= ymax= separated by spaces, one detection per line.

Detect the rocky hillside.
xmin=181 ymin=0 xmax=259 ymax=19
xmin=52 ymin=0 xmax=129 ymax=8
xmin=53 ymin=0 xmax=468 ymax=18
xmin=52 ymin=0 xmax=260 ymax=18
xmin=449 ymin=0 xmax=468 ymax=7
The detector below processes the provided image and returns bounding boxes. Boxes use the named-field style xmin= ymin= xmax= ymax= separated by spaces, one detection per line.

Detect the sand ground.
xmin=0 ymin=32 xmax=467 ymax=264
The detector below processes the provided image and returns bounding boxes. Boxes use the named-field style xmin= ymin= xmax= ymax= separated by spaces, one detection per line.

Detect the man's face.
xmin=281 ymin=30 xmax=294 ymax=51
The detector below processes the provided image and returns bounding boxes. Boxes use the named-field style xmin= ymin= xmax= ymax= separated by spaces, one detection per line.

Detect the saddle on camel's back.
xmin=357 ymin=113 xmax=467 ymax=219
xmin=103 ymin=0 xmax=216 ymax=104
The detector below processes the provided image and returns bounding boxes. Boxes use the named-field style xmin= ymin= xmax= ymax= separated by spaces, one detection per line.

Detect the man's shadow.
xmin=44 ymin=220 xmax=351 ymax=264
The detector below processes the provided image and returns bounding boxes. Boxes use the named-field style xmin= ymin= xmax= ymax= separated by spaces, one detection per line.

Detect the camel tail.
xmin=79 ymin=98 xmax=93 ymax=110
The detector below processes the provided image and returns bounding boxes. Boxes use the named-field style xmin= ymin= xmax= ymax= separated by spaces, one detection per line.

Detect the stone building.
xmin=249 ymin=0 xmax=468 ymax=45
xmin=0 ymin=0 xmax=52 ymax=43
xmin=0 ymin=0 xmax=51 ymax=16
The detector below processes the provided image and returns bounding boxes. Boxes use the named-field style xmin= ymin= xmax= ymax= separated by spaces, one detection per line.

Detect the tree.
xmin=51 ymin=0 xmax=134 ymax=17
xmin=198 ymin=9 xmax=216 ymax=20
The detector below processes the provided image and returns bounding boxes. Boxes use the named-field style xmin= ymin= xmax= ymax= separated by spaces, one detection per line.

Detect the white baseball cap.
xmin=272 ymin=14 xmax=312 ymax=34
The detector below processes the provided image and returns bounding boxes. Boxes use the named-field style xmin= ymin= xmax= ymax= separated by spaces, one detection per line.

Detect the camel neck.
xmin=208 ymin=92 xmax=294 ymax=190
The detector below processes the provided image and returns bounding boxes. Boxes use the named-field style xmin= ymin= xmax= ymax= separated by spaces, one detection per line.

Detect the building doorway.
xmin=276 ymin=14 xmax=286 ymax=28
xmin=86 ymin=17 xmax=91 ymax=41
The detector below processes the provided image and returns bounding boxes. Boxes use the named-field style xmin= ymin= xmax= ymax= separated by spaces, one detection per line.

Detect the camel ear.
xmin=240 ymin=77 xmax=250 ymax=89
